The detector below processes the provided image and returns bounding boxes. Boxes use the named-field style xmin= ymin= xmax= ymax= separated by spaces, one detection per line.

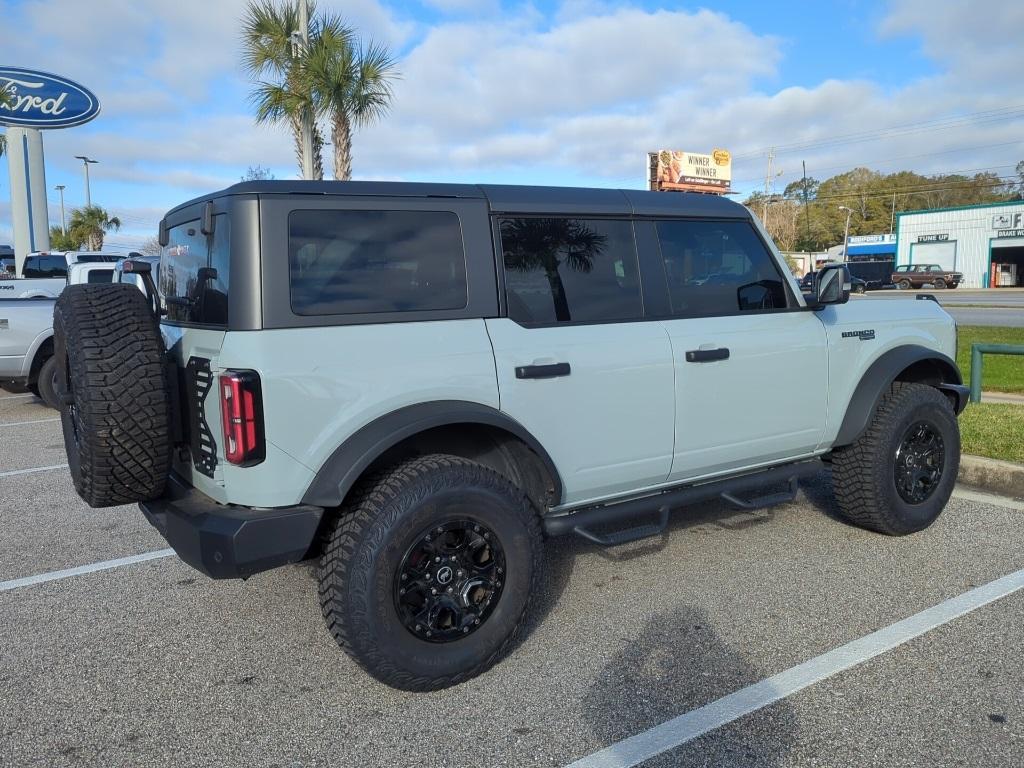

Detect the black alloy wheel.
xmin=894 ymin=420 xmax=946 ymax=504
xmin=395 ymin=519 xmax=506 ymax=643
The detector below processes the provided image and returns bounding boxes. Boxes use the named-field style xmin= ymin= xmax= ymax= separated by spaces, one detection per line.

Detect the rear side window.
xmin=288 ymin=209 xmax=468 ymax=316
xmin=655 ymin=220 xmax=789 ymax=317
xmin=498 ymin=217 xmax=642 ymax=325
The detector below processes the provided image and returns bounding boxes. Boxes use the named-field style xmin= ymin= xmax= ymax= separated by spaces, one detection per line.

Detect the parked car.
xmin=0 ymin=251 xmax=127 ymax=298
xmin=0 ymin=261 xmax=144 ymax=406
xmin=892 ymin=264 xmax=962 ymax=290
xmin=54 ymin=181 xmax=968 ymax=691
xmin=800 ymin=265 xmax=866 ymax=294
xmin=0 ymin=256 xmax=15 ymax=279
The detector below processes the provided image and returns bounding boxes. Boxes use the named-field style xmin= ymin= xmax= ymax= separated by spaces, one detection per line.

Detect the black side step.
xmin=544 ymin=459 xmax=821 ymax=545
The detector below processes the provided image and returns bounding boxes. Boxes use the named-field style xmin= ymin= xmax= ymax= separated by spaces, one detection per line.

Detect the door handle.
xmin=685 ymin=348 xmax=730 ymax=363
xmin=515 ymin=362 xmax=571 ymax=379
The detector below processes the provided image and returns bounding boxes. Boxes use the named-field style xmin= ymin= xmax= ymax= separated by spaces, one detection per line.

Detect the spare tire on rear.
xmin=54 ymin=283 xmax=172 ymax=507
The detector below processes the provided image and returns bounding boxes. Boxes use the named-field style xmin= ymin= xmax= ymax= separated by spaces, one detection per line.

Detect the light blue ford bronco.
xmin=55 ymin=181 xmax=968 ymax=690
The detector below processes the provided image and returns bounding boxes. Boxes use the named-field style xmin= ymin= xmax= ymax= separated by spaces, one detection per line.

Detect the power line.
xmin=731 ymin=104 xmax=1024 ymax=161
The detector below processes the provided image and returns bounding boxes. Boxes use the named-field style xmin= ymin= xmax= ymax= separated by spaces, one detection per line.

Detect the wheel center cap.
xmin=436 ymin=566 xmax=454 ymax=585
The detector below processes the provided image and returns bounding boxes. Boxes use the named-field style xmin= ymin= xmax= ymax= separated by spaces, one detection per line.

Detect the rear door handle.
xmin=685 ymin=348 xmax=730 ymax=363
xmin=515 ymin=362 xmax=571 ymax=379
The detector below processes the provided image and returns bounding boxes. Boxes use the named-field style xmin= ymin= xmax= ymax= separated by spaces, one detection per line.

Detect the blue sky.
xmin=1 ymin=0 xmax=1021 ymax=251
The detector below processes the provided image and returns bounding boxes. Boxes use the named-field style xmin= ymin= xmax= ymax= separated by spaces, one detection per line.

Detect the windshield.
xmin=159 ymin=215 xmax=230 ymax=326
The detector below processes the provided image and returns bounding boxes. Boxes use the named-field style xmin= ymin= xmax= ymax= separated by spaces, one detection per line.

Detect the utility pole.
xmin=74 ymin=156 xmax=98 ymax=207
xmin=839 ymin=205 xmax=854 ymax=263
xmin=801 ymin=160 xmax=811 ymax=245
xmin=762 ymin=148 xmax=775 ymax=224
xmin=295 ymin=0 xmax=315 ymax=180
xmin=890 ymin=190 xmax=897 ymax=234
xmin=54 ymin=184 xmax=67 ymax=233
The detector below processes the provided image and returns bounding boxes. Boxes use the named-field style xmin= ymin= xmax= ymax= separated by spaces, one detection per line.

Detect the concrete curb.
xmin=958 ymin=454 xmax=1024 ymax=500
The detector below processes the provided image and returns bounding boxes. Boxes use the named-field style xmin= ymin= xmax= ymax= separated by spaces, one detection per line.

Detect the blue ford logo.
xmin=0 ymin=67 xmax=100 ymax=129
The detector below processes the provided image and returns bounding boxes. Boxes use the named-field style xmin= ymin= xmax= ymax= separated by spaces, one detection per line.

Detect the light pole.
xmin=54 ymin=184 xmax=67 ymax=234
xmin=839 ymin=205 xmax=854 ymax=263
xmin=293 ymin=0 xmax=314 ymax=180
xmin=74 ymin=155 xmax=98 ymax=207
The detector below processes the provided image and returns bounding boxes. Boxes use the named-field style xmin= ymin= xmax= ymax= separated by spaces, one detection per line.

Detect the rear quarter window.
xmin=288 ymin=209 xmax=468 ymax=316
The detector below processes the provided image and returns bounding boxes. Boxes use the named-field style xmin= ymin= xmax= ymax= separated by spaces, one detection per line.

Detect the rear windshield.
xmin=159 ymin=215 xmax=230 ymax=325
xmin=23 ymin=255 xmax=67 ymax=279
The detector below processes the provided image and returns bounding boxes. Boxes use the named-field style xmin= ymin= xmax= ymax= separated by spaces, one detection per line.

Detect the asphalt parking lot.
xmin=2 ymin=393 xmax=1023 ymax=768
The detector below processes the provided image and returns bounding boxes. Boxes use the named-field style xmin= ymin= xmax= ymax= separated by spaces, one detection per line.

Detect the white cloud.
xmin=2 ymin=0 xmax=1023 ymax=244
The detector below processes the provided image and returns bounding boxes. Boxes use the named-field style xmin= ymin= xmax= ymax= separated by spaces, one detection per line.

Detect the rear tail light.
xmin=219 ymin=370 xmax=265 ymax=466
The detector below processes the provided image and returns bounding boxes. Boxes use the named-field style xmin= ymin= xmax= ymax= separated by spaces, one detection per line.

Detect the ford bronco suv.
xmin=892 ymin=264 xmax=963 ymax=290
xmin=54 ymin=181 xmax=968 ymax=691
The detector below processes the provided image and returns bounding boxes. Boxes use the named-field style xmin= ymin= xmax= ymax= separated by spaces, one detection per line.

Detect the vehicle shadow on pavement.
xmin=580 ymin=604 xmax=798 ymax=767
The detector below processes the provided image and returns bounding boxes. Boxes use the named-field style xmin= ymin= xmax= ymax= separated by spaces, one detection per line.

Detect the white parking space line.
xmin=952 ymin=487 xmax=1024 ymax=511
xmin=567 ymin=567 xmax=1024 ymax=768
xmin=0 ymin=418 xmax=60 ymax=427
xmin=0 ymin=463 xmax=69 ymax=478
xmin=0 ymin=393 xmax=34 ymax=400
xmin=0 ymin=549 xmax=175 ymax=593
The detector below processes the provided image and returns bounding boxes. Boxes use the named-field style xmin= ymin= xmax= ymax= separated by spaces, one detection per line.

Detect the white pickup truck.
xmin=0 ymin=261 xmax=147 ymax=407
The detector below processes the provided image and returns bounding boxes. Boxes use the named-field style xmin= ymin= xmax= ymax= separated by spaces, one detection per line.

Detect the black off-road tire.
xmin=37 ymin=356 xmax=59 ymax=410
xmin=831 ymin=382 xmax=960 ymax=536
xmin=318 ymin=454 xmax=543 ymax=691
xmin=54 ymin=283 xmax=171 ymax=507
xmin=933 ymin=278 xmax=946 ymax=289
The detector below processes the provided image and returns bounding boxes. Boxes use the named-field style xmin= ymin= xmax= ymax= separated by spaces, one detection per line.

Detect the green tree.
xmin=304 ymin=26 xmax=399 ymax=180
xmin=242 ymin=164 xmax=275 ymax=181
xmin=68 ymin=206 xmax=121 ymax=251
xmin=500 ymin=218 xmax=607 ymax=322
xmin=49 ymin=226 xmax=84 ymax=251
xmin=0 ymin=86 xmax=11 ymax=158
xmin=242 ymin=0 xmax=326 ymax=179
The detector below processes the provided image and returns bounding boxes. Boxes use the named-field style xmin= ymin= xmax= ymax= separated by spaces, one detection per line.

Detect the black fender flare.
xmin=301 ymin=400 xmax=564 ymax=507
xmin=833 ymin=345 xmax=964 ymax=447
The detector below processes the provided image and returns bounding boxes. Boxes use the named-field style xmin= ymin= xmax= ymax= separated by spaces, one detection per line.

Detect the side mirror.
xmin=814 ymin=264 xmax=849 ymax=307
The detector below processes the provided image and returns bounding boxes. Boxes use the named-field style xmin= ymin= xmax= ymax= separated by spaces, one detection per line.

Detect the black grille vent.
xmin=184 ymin=357 xmax=218 ymax=478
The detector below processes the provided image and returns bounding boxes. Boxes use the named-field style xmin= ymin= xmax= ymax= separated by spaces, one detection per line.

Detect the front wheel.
xmin=854 ymin=284 xmax=866 ymax=294
xmin=831 ymin=382 xmax=959 ymax=535
xmin=318 ymin=454 xmax=543 ymax=691
xmin=37 ymin=356 xmax=60 ymax=410
xmin=933 ymin=279 xmax=946 ymax=289
xmin=897 ymin=279 xmax=911 ymax=290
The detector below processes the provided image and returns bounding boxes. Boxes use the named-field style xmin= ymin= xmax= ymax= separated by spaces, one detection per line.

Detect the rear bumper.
xmin=140 ymin=475 xmax=323 ymax=579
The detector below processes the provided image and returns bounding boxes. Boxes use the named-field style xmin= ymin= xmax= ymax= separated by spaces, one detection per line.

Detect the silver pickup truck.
xmin=0 ymin=262 xmax=141 ymax=407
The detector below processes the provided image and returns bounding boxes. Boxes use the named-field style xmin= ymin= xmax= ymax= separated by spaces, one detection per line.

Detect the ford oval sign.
xmin=0 ymin=67 xmax=100 ymax=129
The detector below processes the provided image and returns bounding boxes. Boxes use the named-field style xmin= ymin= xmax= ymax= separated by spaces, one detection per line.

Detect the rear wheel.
xmin=854 ymin=283 xmax=866 ymax=294
xmin=898 ymin=279 xmax=911 ymax=290
xmin=318 ymin=454 xmax=542 ymax=691
xmin=831 ymin=382 xmax=959 ymax=535
xmin=54 ymin=283 xmax=171 ymax=507
xmin=37 ymin=356 xmax=59 ymax=410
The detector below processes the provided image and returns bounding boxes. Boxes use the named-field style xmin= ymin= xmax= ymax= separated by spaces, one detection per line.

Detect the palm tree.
xmin=0 ymin=86 xmax=11 ymax=159
xmin=68 ymin=206 xmax=121 ymax=251
xmin=500 ymin=218 xmax=607 ymax=322
xmin=241 ymin=0 xmax=325 ymax=179
xmin=304 ymin=18 xmax=399 ymax=180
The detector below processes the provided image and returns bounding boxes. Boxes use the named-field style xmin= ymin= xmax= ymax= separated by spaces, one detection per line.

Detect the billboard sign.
xmin=0 ymin=67 xmax=100 ymax=129
xmin=650 ymin=149 xmax=731 ymax=190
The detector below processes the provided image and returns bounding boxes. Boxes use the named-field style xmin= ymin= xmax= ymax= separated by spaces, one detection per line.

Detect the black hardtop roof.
xmin=163 ymin=179 xmax=749 ymax=220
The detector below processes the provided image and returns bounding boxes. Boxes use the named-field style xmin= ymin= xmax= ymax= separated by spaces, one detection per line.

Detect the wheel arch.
xmin=301 ymin=401 xmax=564 ymax=514
xmin=833 ymin=345 xmax=965 ymax=448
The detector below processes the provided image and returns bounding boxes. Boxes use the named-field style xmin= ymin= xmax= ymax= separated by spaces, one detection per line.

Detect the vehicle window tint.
xmin=45 ymin=256 xmax=68 ymax=277
xmin=159 ymin=215 xmax=230 ymax=325
xmin=655 ymin=220 xmax=789 ymax=317
xmin=499 ymin=217 xmax=642 ymax=325
xmin=289 ymin=209 xmax=467 ymax=316
xmin=895 ymin=266 xmax=908 ymax=273
xmin=928 ymin=265 xmax=943 ymax=273
xmin=86 ymin=269 xmax=113 ymax=284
